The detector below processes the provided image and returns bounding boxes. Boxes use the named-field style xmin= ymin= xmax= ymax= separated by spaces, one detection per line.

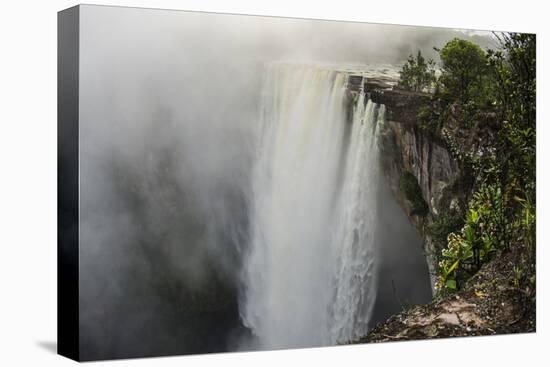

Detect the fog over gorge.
xmin=77 ymin=5 xmax=492 ymax=359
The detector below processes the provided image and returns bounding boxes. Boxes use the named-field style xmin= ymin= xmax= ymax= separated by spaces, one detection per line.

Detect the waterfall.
xmin=241 ymin=64 xmax=385 ymax=349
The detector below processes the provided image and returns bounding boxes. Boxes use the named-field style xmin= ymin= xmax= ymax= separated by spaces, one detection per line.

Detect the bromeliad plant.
xmin=436 ymin=184 xmax=503 ymax=292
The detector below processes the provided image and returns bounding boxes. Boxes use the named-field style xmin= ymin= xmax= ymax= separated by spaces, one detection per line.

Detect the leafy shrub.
xmin=417 ymin=104 xmax=439 ymax=137
xmin=428 ymin=211 xmax=464 ymax=259
xmin=436 ymin=184 xmax=503 ymax=292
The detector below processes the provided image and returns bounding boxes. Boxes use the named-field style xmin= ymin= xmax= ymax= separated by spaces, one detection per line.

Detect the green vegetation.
xmin=416 ymin=103 xmax=440 ymax=138
xmin=436 ymin=184 xmax=503 ymax=291
xmin=400 ymin=171 xmax=429 ymax=217
xmin=397 ymin=51 xmax=436 ymax=92
xmin=438 ymin=38 xmax=494 ymax=106
xmin=399 ymin=33 xmax=536 ymax=294
xmin=427 ymin=210 xmax=464 ymax=263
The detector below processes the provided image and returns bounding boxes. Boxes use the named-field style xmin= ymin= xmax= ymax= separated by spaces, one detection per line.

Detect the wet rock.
xmin=363 ymin=78 xmax=392 ymax=93
xmin=347 ymin=75 xmax=364 ymax=92
xmin=370 ymin=89 xmax=431 ymax=125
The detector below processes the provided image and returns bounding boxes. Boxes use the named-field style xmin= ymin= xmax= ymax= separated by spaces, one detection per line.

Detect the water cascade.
xmin=241 ymin=64 xmax=386 ymax=349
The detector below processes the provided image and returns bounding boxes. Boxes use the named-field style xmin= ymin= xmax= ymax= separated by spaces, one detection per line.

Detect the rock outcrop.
xmin=345 ymin=76 xmax=535 ymax=343
xmin=347 ymin=76 xmax=393 ymax=93
xmin=371 ymin=89 xmax=431 ymax=125
xmin=378 ymin=116 xmax=462 ymax=286
xmin=352 ymin=80 xmax=462 ymax=286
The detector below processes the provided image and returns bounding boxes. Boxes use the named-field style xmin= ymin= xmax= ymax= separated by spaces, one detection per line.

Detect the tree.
xmin=439 ymin=38 xmax=489 ymax=105
xmin=488 ymin=33 xmax=535 ymax=133
xmin=398 ymin=51 xmax=436 ymax=92
xmin=488 ymin=33 xmax=536 ymax=241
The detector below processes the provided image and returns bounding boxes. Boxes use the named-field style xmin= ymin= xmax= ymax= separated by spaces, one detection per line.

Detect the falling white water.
xmin=242 ymin=64 xmax=385 ymax=349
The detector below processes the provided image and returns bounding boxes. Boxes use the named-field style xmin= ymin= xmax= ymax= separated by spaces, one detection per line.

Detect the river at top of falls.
xmin=240 ymin=63 xmax=389 ymax=350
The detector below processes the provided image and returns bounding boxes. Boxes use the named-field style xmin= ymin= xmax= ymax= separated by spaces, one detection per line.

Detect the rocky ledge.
xmin=370 ymin=89 xmax=431 ymax=125
xmin=347 ymin=75 xmax=394 ymax=93
xmin=347 ymin=75 xmax=430 ymax=125
xmin=350 ymin=247 xmax=535 ymax=343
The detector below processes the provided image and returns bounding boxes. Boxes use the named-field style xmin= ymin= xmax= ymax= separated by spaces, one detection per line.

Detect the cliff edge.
xmin=347 ymin=78 xmax=535 ymax=343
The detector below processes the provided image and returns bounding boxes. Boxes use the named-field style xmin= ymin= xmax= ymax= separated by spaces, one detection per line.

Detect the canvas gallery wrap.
xmin=58 ymin=4 xmax=536 ymax=362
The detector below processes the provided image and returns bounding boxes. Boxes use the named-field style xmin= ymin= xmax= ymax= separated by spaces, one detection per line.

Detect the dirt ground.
xmin=351 ymin=249 xmax=536 ymax=343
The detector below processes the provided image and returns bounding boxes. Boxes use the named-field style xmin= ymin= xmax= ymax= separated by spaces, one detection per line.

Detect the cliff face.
xmin=361 ymin=82 xmax=462 ymax=286
xmin=378 ymin=114 xmax=461 ymax=285
xmin=345 ymin=77 xmax=535 ymax=343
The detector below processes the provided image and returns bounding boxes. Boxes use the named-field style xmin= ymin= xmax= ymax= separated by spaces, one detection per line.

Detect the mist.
xmin=77 ymin=5 xmax=491 ymax=359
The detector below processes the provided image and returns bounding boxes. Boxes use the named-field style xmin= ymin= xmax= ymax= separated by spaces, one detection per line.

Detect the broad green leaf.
xmin=446 ymin=279 xmax=457 ymax=289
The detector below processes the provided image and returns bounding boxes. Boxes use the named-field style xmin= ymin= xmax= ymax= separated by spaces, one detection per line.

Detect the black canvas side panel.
xmin=58 ymin=5 xmax=80 ymax=361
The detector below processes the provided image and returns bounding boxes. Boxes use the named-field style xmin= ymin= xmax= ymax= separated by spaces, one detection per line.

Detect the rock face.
xmin=371 ymin=89 xmax=431 ymax=125
xmin=348 ymin=80 xmax=462 ymax=287
xmin=347 ymin=76 xmax=393 ymax=93
xmin=378 ymin=116 xmax=461 ymax=286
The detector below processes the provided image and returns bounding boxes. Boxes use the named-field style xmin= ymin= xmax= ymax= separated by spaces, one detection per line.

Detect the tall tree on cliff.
xmin=398 ymin=50 xmax=436 ymax=92
xmin=439 ymin=38 xmax=493 ymax=108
